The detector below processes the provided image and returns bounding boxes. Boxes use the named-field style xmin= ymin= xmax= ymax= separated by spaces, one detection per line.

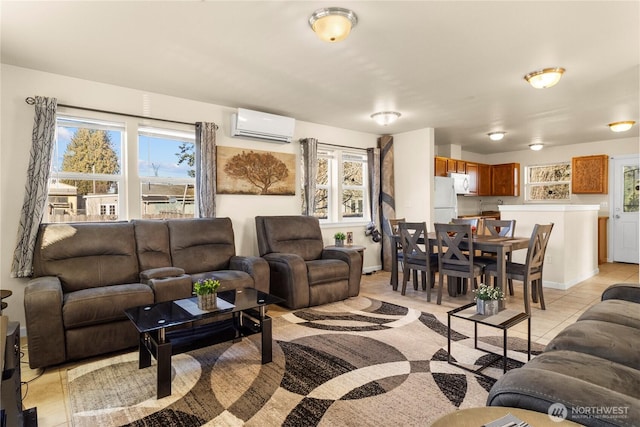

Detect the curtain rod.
xmin=25 ymin=97 xmax=218 ymax=130
xmin=316 ymin=141 xmax=368 ymax=151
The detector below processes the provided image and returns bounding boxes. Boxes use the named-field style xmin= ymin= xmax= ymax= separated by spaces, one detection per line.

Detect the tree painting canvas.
xmin=216 ymin=146 xmax=296 ymax=195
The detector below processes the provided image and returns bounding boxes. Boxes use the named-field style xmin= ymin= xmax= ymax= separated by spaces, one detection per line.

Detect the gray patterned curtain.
xmin=11 ymin=96 xmax=57 ymax=278
xmin=195 ymin=122 xmax=217 ymax=218
xmin=379 ymin=135 xmax=396 ymax=271
xmin=367 ymin=147 xmax=381 ymax=229
xmin=300 ymin=138 xmax=318 ymax=215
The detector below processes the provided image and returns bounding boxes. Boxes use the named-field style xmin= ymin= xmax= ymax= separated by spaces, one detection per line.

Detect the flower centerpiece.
xmin=334 ymin=232 xmax=346 ymax=247
xmin=194 ymin=277 xmax=221 ymax=310
xmin=473 ymin=283 xmax=504 ymax=315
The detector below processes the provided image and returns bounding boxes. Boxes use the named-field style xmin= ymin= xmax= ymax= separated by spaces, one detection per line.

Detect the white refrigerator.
xmin=433 ymin=176 xmax=458 ymax=224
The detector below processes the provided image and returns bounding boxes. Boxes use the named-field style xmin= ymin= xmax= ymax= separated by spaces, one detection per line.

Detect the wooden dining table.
xmin=391 ymin=232 xmax=531 ymax=297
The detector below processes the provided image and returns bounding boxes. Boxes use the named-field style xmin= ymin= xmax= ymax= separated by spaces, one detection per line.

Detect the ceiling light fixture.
xmin=371 ymin=111 xmax=401 ymax=126
xmin=608 ymin=121 xmax=636 ymax=132
xmin=524 ymin=67 xmax=566 ymax=89
xmin=308 ymin=7 xmax=358 ymax=42
xmin=488 ymin=132 xmax=506 ymax=141
xmin=529 ymin=143 xmax=544 ymax=151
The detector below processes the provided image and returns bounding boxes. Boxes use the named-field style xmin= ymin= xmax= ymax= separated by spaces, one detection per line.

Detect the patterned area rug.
xmin=68 ymin=297 xmax=542 ymax=426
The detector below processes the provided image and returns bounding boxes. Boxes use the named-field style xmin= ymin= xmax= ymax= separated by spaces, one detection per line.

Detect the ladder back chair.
xmin=398 ymin=222 xmax=438 ymax=299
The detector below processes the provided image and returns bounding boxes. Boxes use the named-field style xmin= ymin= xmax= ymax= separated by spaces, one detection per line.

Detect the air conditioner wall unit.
xmin=231 ymin=108 xmax=296 ymax=143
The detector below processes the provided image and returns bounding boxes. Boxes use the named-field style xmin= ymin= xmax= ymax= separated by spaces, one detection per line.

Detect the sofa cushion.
xmin=577 ymin=299 xmax=640 ymax=329
xmin=190 ymin=270 xmax=254 ymax=291
xmin=63 ymin=283 xmax=153 ymax=329
xmin=306 ymin=259 xmax=349 ymax=285
xmin=259 ymin=216 xmax=324 ymax=261
xmin=33 ymin=222 xmax=140 ymax=293
xmin=545 ymin=320 xmax=640 ymax=370
xmin=132 ymin=219 xmax=172 ymax=270
xmin=168 ymin=218 xmax=236 ymax=274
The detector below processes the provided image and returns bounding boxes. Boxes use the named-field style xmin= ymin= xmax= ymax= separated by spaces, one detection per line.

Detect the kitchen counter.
xmin=498 ymin=204 xmax=599 ymax=289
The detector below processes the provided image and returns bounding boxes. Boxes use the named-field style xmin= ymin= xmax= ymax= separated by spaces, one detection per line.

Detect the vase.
xmin=476 ymin=299 xmax=499 ymax=316
xmin=335 ymin=239 xmax=344 ymax=247
xmin=197 ymin=293 xmax=217 ymax=310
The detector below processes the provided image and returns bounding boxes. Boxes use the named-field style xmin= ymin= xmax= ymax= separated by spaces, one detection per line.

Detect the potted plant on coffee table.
xmin=334 ymin=232 xmax=346 ymax=247
xmin=194 ymin=277 xmax=221 ymax=310
xmin=473 ymin=283 xmax=504 ymax=315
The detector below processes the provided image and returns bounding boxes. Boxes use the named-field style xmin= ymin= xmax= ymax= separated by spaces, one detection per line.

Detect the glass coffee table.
xmin=125 ymin=287 xmax=283 ymax=399
xmin=447 ymin=302 xmax=530 ymax=376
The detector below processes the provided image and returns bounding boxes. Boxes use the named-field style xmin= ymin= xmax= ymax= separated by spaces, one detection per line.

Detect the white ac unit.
xmin=231 ymin=108 xmax=295 ymax=143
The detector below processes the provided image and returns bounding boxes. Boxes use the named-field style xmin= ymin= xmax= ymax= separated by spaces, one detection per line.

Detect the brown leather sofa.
xmin=255 ymin=215 xmax=362 ymax=309
xmin=24 ymin=217 xmax=268 ymax=369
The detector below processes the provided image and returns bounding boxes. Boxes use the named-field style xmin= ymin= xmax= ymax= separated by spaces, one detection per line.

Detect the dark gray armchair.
xmin=255 ymin=215 xmax=362 ymax=309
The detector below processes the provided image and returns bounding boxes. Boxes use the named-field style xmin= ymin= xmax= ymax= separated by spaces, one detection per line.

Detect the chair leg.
xmin=401 ymin=269 xmax=410 ymax=296
xmin=531 ymin=279 xmax=539 ymax=303
xmin=421 ymin=271 xmax=427 ymax=290
xmin=508 ymin=279 xmax=514 ymax=296
xmin=522 ymin=281 xmax=531 ymax=315
xmin=413 ymin=271 xmax=419 ymax=290
xmin=537 ymin=279 xmax=546 ymax=310
xmin=436 ymin=272 xmax=444 ymax=304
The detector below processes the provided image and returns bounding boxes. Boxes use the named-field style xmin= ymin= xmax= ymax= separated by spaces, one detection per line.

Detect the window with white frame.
xmin=138 ymin=126 xmax=196 ymax=219
xmin=525 ymin=162 xmax=571 ymax=201
xmin=314 ymin=146 xmax=369 ymax=223
xmin=47 ymin=116 xmax=124 ymax=222
xmin=47 ymin=117 xmax=196 ymax=223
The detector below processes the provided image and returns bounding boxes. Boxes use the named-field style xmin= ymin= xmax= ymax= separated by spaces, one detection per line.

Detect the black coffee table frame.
xmin=125 ymin=288 xmax=283 ymax=399
xmin=447 ymin=302 xmax=530 ymax=377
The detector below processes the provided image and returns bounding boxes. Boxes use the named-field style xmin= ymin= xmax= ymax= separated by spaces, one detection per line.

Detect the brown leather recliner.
xmin=255 ymin=215 xmax=361 ymax=309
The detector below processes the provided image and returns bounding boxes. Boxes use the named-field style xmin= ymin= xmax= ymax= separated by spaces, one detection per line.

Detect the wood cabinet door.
xmin=466 ymin=162 xmax=478 ymax=194
xmin=434 ymin=157 xmax=448 ymax=177
xmin=491 ymin=163 xmax=520 ymax=196
xmin=456 ymin=160 xmax=466 ymax=173
xmin=478 ymin=164 xmax=492 ymax=196
xmin=446 ymin=158 xmax=457 ymax=174
xmin=572 ymin=155 xmax=609 ymax=194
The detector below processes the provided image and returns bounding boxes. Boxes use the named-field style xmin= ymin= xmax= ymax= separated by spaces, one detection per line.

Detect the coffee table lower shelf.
xmin=447 ymin=302 xmax=530 ymax=378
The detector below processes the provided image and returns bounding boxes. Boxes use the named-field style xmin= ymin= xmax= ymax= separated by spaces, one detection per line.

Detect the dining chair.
xmin=389 ymin=218 xmax=411 ymax=288
xmin=485 ymin=223 xmax=554 ymax=314
xmin=451 ymin=217 xmax=479 ymax=228
xmin=398 ymin=222 xmax=439 ymax=300
xmin=434 ymin=223 xmax=485 ymax=305
xmin=476 ymin=219 xmax=516 ymax=293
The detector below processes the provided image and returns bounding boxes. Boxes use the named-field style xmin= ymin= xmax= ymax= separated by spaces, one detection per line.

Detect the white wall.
xmin=0 ymin=64 xmax=381 ymax=328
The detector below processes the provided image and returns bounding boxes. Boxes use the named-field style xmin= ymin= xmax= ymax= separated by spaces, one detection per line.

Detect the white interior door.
xmin=612 ymin=155 xmax=640 ymax=264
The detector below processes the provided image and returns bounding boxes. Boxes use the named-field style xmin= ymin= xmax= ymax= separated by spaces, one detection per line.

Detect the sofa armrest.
xmin=263 ymin=253 xmax=309 ymax=309
xmin=146 ymin=275 xmax=193 ymax=303
xmin=229 ymin=256 xmax=270 ymax=293
xmin=322 ymin=248 xmax=362 ymax=297
xmin=140 ymin=267 xmax=185 ymax=281
xmin=24 ymin=276 xmax=65 ymax=369
xmin=601 ymin=283 xmax=640 ymax=303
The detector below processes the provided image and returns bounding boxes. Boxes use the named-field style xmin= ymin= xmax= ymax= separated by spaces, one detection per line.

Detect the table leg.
xmin=156 ymin=340 xmax=172 ymax=399
xmin=391 ymin=238 xmax=398 ymax=290
xmin=261 ymin=315 xmax=273 ymax=364
xmin=496 ymin=246 xmax=507 ymax=294
xmin=139 ymin=333 xmax=151 ymax=369
xmin=447 ymin=314 xmax=452 ymax=365
xmin=503 ymin=328 xmax=508 ymax=373
xmin=527 ymin=316 xmax=531 ymax=361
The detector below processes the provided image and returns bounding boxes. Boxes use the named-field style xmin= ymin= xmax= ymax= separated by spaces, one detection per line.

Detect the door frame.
xmin=608 ymin=153 xmax=640 ymax=263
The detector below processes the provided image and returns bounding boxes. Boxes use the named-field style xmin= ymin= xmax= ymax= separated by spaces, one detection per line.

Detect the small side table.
xmin=1 ymin=289 xmax=12 ymax=312
xmin=326 ymin=244 xmax=365 ymax=273
xmin=447 ymin=302 xmax=530 ymax=375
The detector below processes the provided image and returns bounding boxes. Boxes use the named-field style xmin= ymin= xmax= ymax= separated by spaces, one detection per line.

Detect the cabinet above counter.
xmin=434 ymin=156 xmax=519 ymax=197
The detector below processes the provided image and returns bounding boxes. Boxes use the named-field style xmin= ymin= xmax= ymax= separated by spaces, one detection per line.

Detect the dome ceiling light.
xmin=371 ymin=111 xmax=401 ymax=126
xmin=608 ymin=121 xmax=636 ymax=132
xmin=529 ymin=143 xmax=544 ymax=151
xmin=488 ymin=132 xmax=506 ymax=141
xmin=308 ymin=7 xmax=358 ymax=42
xmin=524 ymin=67 xmax=566 ymax=89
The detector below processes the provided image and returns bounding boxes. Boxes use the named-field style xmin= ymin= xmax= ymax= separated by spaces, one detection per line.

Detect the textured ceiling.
xmin=2 ymin=1 xmax=638 ymax=154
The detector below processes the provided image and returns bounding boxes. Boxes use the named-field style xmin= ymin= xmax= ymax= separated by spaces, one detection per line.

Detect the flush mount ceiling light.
xmin=308 ymin=7 xmax=358 ymax=42
xmin=608 ymin=121 xmax=636 ymax=132
xmin=524 ymin=67 xmax=566 ymax=89
xmin=529 ymin=143 xmax=544 ymax=151
xmin=371 ymin=111 xmax=401 ymax=126
xmin=488 ymin=132 xmax=506 ymax=141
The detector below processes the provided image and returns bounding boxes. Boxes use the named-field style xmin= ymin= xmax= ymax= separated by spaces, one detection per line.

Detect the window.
xmin=313 ymin=146 xmax=369 ymax=223
xmin=46 ymin=117 xmax=196 ymax=223
xmin=525 ymin=162 xmax=571 ymax=202
xmin=138 ymin=126 xmax=196 ymax=219
xmin=47 ymin=117 xmax=124 ymax=222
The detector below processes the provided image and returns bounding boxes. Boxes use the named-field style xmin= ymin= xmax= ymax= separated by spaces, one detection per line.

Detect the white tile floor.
xmin=20 ymin=262 xmax=639 ymax=427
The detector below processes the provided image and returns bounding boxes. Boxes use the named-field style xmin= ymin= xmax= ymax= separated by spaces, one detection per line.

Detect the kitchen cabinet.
xmin=478 ymin=163 xmax=492 ymax=196
xmin=456 ymin=160 xmax=466 ymax=173
xmin=446 ymin=158 xmax=458 ymax=174
xmin=572 ymin=154 xmax=608 ymax=194
xmin=466 ymin=162 xmax=478 ymax=195
xmin=491 ymin=163 xmax=520 ymax=197
xmin=434 ymin=156 xmax=448 ymax=177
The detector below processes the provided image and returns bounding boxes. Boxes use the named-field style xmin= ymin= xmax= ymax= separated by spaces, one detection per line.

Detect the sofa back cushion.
xmin=168 ymin=218 xmax=236 ymax=274
xmin=132 ymin=219 xmax=172 ymax=270
xmin=33 ymin=222 xmax=139 ymax=293
xmin=256 ymin=216 xmax=324 ymax=261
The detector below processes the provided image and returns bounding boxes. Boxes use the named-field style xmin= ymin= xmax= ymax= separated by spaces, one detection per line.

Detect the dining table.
xmin=391 ymin=232 xmax=531 ymax=297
